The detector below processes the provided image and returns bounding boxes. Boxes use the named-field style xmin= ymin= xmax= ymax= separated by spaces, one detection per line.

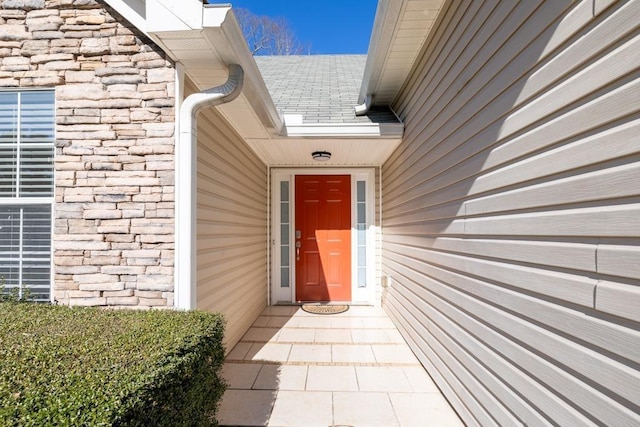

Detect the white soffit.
xmin=359 ymin=0 xmax=447 ymax=106
xmin=245 ymin=136 xmax=403 ymax=167
xmin=243 ymin=112 xmax=403 ymax=166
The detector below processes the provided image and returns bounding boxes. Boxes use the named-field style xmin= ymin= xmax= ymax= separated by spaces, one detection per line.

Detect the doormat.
xmin=301 ymin=304 xmax=349 ymax=315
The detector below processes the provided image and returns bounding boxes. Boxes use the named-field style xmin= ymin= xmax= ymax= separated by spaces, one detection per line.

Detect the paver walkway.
xmin=218 ymin=305 xmax=463 ymax=427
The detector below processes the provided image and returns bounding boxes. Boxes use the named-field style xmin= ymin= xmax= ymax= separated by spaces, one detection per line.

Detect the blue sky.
xmin=214 ymin=1 xmax=379 ymax=54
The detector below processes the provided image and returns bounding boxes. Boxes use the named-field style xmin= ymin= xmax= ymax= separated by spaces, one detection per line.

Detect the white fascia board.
xmin=358 ymin=0 xmax=404 ymax=105
xmin=202 ymin=4 xmax=233 ymax=27
xmin=146 ymin=0 xmax=204 ymax=32
xmin=283 ymin=122 xmax=404 ymax=138
xmin=106 ymin=0 xmax=207 ymax=34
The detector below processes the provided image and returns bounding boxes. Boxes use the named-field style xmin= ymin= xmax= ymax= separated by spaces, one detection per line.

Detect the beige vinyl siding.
xmin=382 ymin=0 xmax=640 ymax=425
xmin=189 ymin=80 xmax=268 ymax=351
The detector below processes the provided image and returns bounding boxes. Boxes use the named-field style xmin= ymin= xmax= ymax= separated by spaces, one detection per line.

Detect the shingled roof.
xmin=254 ymin=55 xmax=399 ymax=125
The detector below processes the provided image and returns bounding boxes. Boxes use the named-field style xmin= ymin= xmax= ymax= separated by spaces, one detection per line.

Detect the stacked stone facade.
xmin=0 ymin=0 xmax=176 ymax=307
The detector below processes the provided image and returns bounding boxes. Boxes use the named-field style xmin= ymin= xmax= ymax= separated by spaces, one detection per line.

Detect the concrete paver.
xmin=218 ymin=306 xmax=463 ymax=426
xmin=253 ymin=364 xmax=308 ymax=391
xmin=331 ymin=343 xmax=376 ymax=363
xmin=218 ymin=390 xmax=276 ymax=426
xmin=306 ymin=366 xmax=358 ymax=391
xmin=222 ymin=363 xmax=261 ymax=389
xmin=268 ymin=391 xmax=333 ymax=427
xmin=333 ymin=392 xmax=400 ymax=427
xmin=355 ymin=366 xmax=413 ymax=392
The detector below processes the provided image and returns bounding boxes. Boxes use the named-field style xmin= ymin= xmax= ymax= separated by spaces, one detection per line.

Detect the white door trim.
xmin=270 ymin=168 xmax=376 ymax=305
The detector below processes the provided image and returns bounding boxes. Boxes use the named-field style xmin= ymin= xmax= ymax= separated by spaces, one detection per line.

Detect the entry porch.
xmin=217 ymin=305 xmax=463 ymax=426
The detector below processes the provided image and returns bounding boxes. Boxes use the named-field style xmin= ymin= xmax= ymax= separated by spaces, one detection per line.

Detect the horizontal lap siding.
xmin=382 ymin=0 xmax=640 ymax=425
xmin=193 ymin=86 xmax=268 ymax=351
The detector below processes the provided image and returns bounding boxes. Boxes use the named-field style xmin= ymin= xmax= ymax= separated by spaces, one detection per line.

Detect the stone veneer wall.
xmin=0 ymin=0 xmax=176 ymax=307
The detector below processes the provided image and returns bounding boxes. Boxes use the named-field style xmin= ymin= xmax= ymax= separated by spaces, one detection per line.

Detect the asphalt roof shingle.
xmin=254 ymin=55 xmax=399 ymax=125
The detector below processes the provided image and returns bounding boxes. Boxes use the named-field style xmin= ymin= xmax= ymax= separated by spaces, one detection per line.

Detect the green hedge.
xmin=0 ymin=303 xmax=226 ymax=426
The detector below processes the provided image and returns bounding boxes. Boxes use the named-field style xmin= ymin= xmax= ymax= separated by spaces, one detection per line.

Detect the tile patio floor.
xmin=218 ymin=305 xmax=463 ymax=427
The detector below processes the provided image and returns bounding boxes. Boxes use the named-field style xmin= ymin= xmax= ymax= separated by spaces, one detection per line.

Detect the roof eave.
xmin=358 ymin=0 xmax=448 ymax=108
xmin=357 ymin=0 xmax=402 ymax=106
xmin=104 ymin=0 xmax=282 ymax=133
xmin=201 ymin=6 xmax=282 ymax=132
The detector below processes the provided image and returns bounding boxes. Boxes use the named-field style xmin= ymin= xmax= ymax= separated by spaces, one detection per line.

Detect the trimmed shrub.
xmin=0 ymin=303 xmax=226 ymax=426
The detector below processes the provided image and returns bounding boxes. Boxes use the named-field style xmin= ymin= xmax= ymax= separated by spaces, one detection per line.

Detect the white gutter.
xmin=281 ymin=113 xmax=402 ymax=138
xmin=284 ymin=122 xmax=403 ymax=138
xmin=356 ymin=0 xmax=399 ymax=110
xmin=175 ymin=64 xmax=244 ymax=310
xmin=357 ymin=0 xmax=447 ymax=108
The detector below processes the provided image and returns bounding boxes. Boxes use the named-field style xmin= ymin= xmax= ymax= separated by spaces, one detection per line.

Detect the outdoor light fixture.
xmin=312 ymin=151 xmax=331 ymax=161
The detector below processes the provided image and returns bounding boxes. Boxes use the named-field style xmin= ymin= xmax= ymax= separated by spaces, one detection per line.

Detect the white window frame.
xmin=270 ymin=168 xmax=376 ymax=305
xmin=0 ymin=89 xmax=55 ymax=302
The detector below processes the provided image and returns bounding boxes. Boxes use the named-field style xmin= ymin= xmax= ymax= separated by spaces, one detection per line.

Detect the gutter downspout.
xmin=175 ymin=64 xmax=244 ymax=310
xmin=354 ymin=94 xmax=372 ymax=116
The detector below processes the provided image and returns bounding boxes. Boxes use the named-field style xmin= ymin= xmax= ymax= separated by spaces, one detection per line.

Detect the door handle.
xmin=295 ymin=240 xmax=301 ymax=261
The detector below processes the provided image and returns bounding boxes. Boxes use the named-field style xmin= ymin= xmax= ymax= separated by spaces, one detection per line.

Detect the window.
xmin=356 ymin=180 xmax=367 ymax=288
xmin=279 ymin=180 xmax=290 ymax=288
xmin=0 ymin=90 xmax=55 ymax=301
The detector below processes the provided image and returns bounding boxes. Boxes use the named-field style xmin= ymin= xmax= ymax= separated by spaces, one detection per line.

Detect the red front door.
xmin=295 ymin=175 xmax=351 ymax=302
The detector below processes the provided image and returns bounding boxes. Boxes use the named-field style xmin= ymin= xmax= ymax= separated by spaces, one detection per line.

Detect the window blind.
xmin=0 ymin=206 xmax=52 ymax=301
xmin=0 ymin=90 xmax=54 ymax=301
xmin=0 ymin=93 xmax=17 ymax=197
